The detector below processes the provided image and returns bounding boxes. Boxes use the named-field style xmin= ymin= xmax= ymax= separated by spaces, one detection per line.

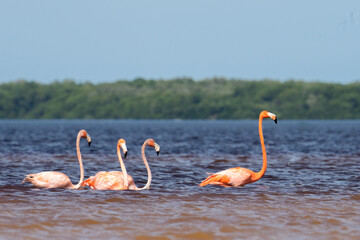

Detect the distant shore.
xmin=0 ymin=78 xmax=359 ymax=119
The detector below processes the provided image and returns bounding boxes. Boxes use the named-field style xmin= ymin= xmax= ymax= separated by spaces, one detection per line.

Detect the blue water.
xmin=0 ymin=120 xmax=359 ymax=239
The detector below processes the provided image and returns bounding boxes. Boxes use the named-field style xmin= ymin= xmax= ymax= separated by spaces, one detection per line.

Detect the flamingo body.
xmin=24 ymin=171 xmax=73 ymax=188
xmin=199 ymin=167 xmax=254 ymax=187
xmin=83 ymin=171 xmax=136 ymax=190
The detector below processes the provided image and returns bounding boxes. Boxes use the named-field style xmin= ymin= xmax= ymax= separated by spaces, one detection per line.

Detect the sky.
xmin=0 ymin=1 xmax=359 ymax=84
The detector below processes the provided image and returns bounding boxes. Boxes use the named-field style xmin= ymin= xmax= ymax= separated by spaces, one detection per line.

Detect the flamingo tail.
xmin=81 ymin=177 xmax=93 ymax=187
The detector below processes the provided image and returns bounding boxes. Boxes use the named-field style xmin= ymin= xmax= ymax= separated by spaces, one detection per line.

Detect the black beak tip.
xmin=124 ymin=151 xmax=128 ymax=159
xmin=156 ymin=151 xmax=160 ymax=156
xmin=274 ymin=118 xmax=277 ymax=124
xmin=88 ymin=141 xmax=91 ymax=147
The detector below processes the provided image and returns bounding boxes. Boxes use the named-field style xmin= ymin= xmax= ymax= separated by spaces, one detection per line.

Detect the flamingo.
xmin=22 ymin=129 xmax=91 ymax=189
xmin=199 ymin=111 xmax=277 ymax=187
xmin=81 ymin=138 xmax=129 ymax=190
xmin=82 ymin=138 xmax=160 ymax=190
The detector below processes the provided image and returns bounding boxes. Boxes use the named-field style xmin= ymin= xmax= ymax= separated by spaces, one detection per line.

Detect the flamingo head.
xmin=118 ymin=139 xmax=128 ymax=159
xmin=80 ymin=129 xmax=92 ymax=146
xmin=147 ymin=139 xmax=160 ymax=156
xmin=22 ymin=174 xmax=35 ymax=184
xmin=261 ymin=111 xmax=277 ymax=124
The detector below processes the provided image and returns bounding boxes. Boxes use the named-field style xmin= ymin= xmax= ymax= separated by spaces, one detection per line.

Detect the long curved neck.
xmin=73 ymin=132 xmax=84 ymax=189
xmin=117 ymin=144 xmax=129 ymax=187
xmin=137 ymin=140 xmax=152 ymax=190
xmin=252 ymin=115 xmax=267 ymax=182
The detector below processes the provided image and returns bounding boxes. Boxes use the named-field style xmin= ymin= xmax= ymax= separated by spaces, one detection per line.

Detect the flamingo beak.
xmin=121 ymin=143 xmax=128 ymax=159
xmin=154 ymin=143 xmax=160 ymax=156
xmin=267 ymin=112 xmax=277 ymax=124
xmin=87 ymin=134 xmax=92 ymax=146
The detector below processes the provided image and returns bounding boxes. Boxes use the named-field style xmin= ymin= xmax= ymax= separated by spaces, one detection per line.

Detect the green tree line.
xmin=0 ymin=78 xmax=359 ymax=119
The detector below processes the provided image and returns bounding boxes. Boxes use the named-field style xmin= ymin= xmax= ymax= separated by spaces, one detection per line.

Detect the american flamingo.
xmin=82 ymin=138 xmax=160 ymax=190
xmin=81 ymin=138 xmax=129 ymax=190
xmin=199 ymin=111 xmax=277 ymax=187
xmin=22 ymin=129 xmax=91 ymax=189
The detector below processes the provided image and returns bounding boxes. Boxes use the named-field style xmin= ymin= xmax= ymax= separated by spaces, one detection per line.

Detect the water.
xmin=0 ymin=119 xmax=359 ymax=239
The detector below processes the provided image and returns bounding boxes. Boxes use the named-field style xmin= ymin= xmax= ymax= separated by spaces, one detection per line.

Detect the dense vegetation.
xmin=0 ymin=78 xmax=359 ymax=119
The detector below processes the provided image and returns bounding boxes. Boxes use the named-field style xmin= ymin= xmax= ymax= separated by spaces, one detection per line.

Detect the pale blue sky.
xmin=0 ymin=1 xmax=359 ymax=83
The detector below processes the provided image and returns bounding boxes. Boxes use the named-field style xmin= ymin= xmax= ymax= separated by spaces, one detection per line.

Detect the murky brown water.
xmin=0 ymin=120 xmax=359 ymax=239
